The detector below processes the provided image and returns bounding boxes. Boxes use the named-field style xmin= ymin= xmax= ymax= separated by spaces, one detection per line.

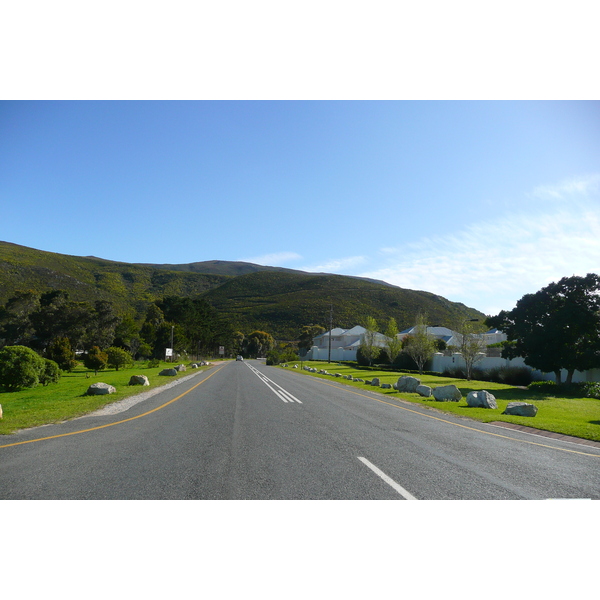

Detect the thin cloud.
xmin=530 ymin=174 xmax=600 ymax=200
xmin=301 ymin=256 xmax=368 ymax=273
xmin=241 ymin=251 xmax=303 ymax=266
xmin=361 ymin=200 xmax=600 ymax=315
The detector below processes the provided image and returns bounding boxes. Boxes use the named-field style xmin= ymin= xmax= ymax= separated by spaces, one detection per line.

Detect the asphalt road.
xmin=1 ymin=360 xmax=599 ymax=499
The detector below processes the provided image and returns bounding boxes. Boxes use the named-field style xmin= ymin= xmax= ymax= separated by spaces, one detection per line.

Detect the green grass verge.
xmin=283 ymin=361 xmax=600 ymax=442
xmin=0 ymin=361 xmax=214 ymax=435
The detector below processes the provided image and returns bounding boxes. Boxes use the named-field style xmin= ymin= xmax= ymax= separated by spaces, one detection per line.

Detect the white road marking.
xmin=358 ymin=457 xmax=418 ymax=500
xmin=246 ymin=363 xmax=303 ymax=404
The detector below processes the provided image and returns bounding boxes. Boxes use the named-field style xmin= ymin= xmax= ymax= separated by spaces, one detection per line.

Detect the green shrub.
xmin=581 ymin=382 xmax=600 ymax=399
xmin=39 ymin=358 xmax=61 ymax=386
xmin=529 ymin=380 xmax=557 ymax=393
xmin=485 ymin=366 xmax=533 ymax=386
xmin=83 ymin=346 xmax=108 ymax=374
xmin=107 ymin=346 xmax=133 ymax=371
xmin=147 ymin=358 xmax=160 ymax=368
xmin=45 ymin=337 xmax=77 ymax=372
xmin=0 ymin=345 xmax=46 ymax=390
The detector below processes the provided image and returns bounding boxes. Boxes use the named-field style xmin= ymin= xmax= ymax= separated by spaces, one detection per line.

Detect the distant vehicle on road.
xmin=236 ymin=355 xmax=243 ymax=361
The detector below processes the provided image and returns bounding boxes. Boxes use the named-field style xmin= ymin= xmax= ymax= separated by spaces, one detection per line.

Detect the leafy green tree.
xmin=107 ymin=346 xmax=133 ymax=371
xmin=402 ymin=314 xmax=436 ymax=375
xmin=299 ymin=325 xmax=325 ymax=352
xmin=45 ymin=336 xmax=77 ymax=371
xmin=83 ymin=346 xmax=108 ymax=375
xmin=450 ymin=319 xmax=486 ymax=381
xmin=85 ymin=300 xmax=120 ymax=349
xmin=29 ymin=291 xmax=95 ymax=352
xmin=0 ymin=345 xmax=46 ymax=390
xmin=487 ymin=273 xmax=600 ymax=384
xmin=245 ymin=331 xmax=275 ymax=358
xmin=231 ymin=331 xmax=245 ymax=356
xmin=360 ymin=316 xmax=380 ymax=366
xmin=39 ymin=359 xmax=61 ymax=386
xmin=384 ymin=317 xmax=403 ymax=365
xmin=0 ymin=290 xmax=40 ymax=347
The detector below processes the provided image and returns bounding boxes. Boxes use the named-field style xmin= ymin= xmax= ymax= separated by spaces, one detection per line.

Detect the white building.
xmin=306 ymin=325 xmax=392 ymax=362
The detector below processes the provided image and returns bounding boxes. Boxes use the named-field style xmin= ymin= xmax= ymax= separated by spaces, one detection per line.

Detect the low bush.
xmin=0 ymin=345 xmax=47 ymax=390
xmin=267 ymin=348 xmax=299 ymax=366
xmin=581 ymin=382 xmax=600 ymax=399
xmin=484 ymin=366 xmax=534 ymax=386
xmin=39 ymin=359 xmax=61 ymax=386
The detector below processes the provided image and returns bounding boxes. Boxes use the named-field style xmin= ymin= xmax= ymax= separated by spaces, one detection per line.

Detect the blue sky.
xmin=1 ymin=100 xmax=599 ymax=316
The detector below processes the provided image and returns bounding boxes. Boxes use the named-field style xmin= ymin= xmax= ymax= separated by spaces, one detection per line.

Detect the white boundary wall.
xmin=430 ymin=352 xmax=600 ymax=383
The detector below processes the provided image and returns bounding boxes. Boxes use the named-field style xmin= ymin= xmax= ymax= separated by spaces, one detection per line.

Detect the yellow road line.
xmin=0 ymin=364 xmax=227 ymax=449
xmin=308 ymin=376 xmax=600 ymax=459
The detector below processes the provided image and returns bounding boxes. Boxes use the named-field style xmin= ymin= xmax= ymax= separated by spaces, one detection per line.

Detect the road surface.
xmin=1 ymin=360 xmax=599 ymax=499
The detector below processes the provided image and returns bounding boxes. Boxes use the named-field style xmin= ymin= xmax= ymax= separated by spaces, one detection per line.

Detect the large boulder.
xmin=432 ymin=384 xmax=462 ymax=402
xmin=371 ymin=377 xmax=380 ymax=386
xmin=503 ymin=402 xmax=538 ymax=417
xmin=0 ymin=404 xmax=3 ymax=419
xmin=397 ymin=376 xmax=421 ymax=393
xmin=416 ymin=385 xmax=432 ymax=398
xmin=175 ymin=364 xmax=186 ymax=372
xmin=159 ymin=368 xmax=178 ymax=377
xmin=87 ymin=382 xmax=116 ymax=395
xmin=381 ymin=383 xmax=392 ymax=389
xmin=466 ymin=390 xmax=498 ymax=409
xmin=129 ymin=375 xmax=150 ymax=386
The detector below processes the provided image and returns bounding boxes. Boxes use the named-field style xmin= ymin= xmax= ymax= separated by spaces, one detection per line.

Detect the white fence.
xmin=306 ymin=347 xmax=600 ymax=382
xmin=430 ymin=352 xmax=600 ymax=383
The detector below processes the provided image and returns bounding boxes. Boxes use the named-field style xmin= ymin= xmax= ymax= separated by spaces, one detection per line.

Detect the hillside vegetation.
xmin=0 ymin=242 xmax=230 ymax=318
xmin=0 ymin=241 xmax=485 ymax=339
xmin=200 ymin=270 xmax=485 ymax=339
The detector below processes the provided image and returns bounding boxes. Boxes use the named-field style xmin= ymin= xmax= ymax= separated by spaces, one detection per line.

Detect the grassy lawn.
xmin=283 ymin=361 xmax=600 ymax=442
xmin=0 ymin=361 xmax=214 ymax=435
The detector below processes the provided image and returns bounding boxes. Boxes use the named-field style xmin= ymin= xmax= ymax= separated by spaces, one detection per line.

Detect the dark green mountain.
xmin=0 ymin=241 xmax=230 ymax=317
xmin=0 ymin=241 xmax=486 ymax=339
xmin=199 ymin=270 xmax=485 ymax=339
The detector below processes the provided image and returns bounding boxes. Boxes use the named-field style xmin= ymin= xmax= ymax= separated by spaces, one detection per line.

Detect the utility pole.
xmin=328 ymin=304 xmax=333 ymax=363
xmin=170 ymin=325 xmax=174 ymax=362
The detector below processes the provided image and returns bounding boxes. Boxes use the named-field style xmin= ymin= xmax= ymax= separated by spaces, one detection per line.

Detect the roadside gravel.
xmin=78 ymin=367 xmax=210 ymax=418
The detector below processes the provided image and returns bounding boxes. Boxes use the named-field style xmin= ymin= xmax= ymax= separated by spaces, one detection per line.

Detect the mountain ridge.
xmin=0 ymin=240 xmax=486 ymax=339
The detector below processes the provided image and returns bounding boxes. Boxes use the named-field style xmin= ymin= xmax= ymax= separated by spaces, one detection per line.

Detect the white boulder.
xmin=87 ymin=382 xmax=116 ymax=395
xmin=159 ymin=368 xmax=178 ymax=376
xmin=466 ymin=390 xmax=497 ymax=409
xmin=397 ymin=376 xmax=421 ymax=393
xmin=432 ymin=384 xmax=462 ymax=402
xmin=416 ymin=385 xmax=432 ymax=397
xmin=129 ymin=375 xmax=150 ymax=386
xmin=503 ymin=402 xmax=538 ymax=417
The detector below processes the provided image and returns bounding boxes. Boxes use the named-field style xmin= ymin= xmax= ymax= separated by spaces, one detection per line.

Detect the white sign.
xmin=165 ymin=348 xmax=173 ymax=357
xmin=219 ymin=346 xmax=225 ymax=355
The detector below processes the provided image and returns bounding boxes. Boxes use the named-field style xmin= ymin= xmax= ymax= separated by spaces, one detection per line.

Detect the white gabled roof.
xmin=341 ymin=325 xmax=367 ymax=336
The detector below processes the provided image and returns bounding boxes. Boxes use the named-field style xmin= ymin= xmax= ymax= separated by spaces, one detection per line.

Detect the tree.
xmin=402 ymin=314 xmax=436 ymax=374
xmin=487 ymin=273 xmax=600 ymax=384
xmin=245 ymin=331 xmax=275 ymax=358
xmin=29 ymin=291 xmax=96 ymax=352
xmin=360 ymin=316 xmax=380 ymax=366
xmin=0 ymin=345 xmax=46 ymax=390
xmin=39 ymin=359 xmax=61 ymax=386
xmin=107 ymin=346 xmax=133 ymax=371
xmin=85 ymin=300 xmax=120 ymax=349
xmin=45 ymin=337 xmax=77 ymax=371
xmin=0 ymin=290 xmax=40 ymax=347
xmin=299 ymin=325 xmax=325 ymax=352
xmin=83 ymin=346 xmax=108 ymax=375
xmin=384 ymin=317 xmax=403 ymax=365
